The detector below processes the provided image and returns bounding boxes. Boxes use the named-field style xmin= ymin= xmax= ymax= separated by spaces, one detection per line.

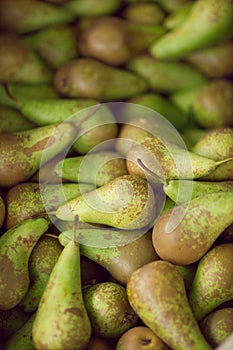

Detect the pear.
xmin=65 ymin=0 xmax=121 ymax=17
xmin=32 ymin=239 xmax=91 ymax=350
xmin=189 ymin=243 xmax=233 ymax=321
xmin=164 ymin=179 xmax=233 ymax=204
xmin=83 ymin=282 xmax=138 ymax=338
xmin=0 ymin=218 xmax=49 ymax=310
xmin=87 ymin=335 xmax=113 ymax=350
xmin=182 ymin=128 xmax=207 ymax=148
xmin=0 ymin=122 xmax=77 ymax=187
xmin=175 ymin=263 xmax=197 ymax=293
xmin=156 ymin=0 xmax=190 ymax=13
xmin=0 ymin=196 xmax=5 ymax=230
xmin=116 ymin=326 xmax=170 ymax=350
xmin=0 ymin=32 xmax=53 ymax=84
xmin=123 ymin=2 xmax=165 ymax=24
xmin=59 ymin=230 xmax=158 ymax=285
xmin=199 ymin=308 xmax=233 ymax=348
xmin=0 ymin=0 xmax=74 ymax=33
xmin=0 ymin=307 xmax=28 ymax=340
xmin=150 ymin=0 xmax=233 ymax=59
xmin=56 ymin=174 xmax=156 ymax=230
xmin=152 ymin=192 xmax=233 ymax=265
xmin=5 ymin=182 xmax=94 ymax=229
xmin=24 ymin=25 xmax=78 ymax=69
xmin=0 ymin=106 xmax=35 ymax=132
xmin=54 ymin=58 xmax=148 ymax=101
xmin=127 ymin=260 xmax=212 ymax=350
xmin=186 ymin=40 xmax=233 ymax=78
xmin=19 ymin=235 xmax=63 ymax=313
xmin=4 ymin=312 xmax=36 ymax=350
xmin=55 ymin=151 xmax=128 ymax=186
xmin=127 ymin=54 xmax=206 ymax=93
xmin=164 ymin=2 xmax=194 ymax=29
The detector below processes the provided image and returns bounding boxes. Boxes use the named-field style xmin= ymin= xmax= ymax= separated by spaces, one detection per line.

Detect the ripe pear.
xmin=56 ymin=175 xmax=156 ymax=230
xmin=55 ymin=151 xmax=128 ymax=186
xmin=164 ymin=2 xmax=193 ymax=30
xmin=150 ymin=0 xmax=233 ymax=59
xmin=123 ymin=2 xmax=165 ymax=24
xmin=0 ymin=218 xmax=49 ymax=310
xmin=0 ymin=307 xmax=28 ymax=340
xmin=189 ymin=243 xmax=233 ymax=321
xmin=0 ymin=0 xmax=74 ymax=33
xmin=54 ymin=58 xmax=148 ymax=101
xmin=116 ymin=326 xmax=170 ymax=350
xmin=127 ymin=260 xmax=212 ymax=350
xmin=0 ymin=196 xmax=5 ymax=230
xmin=0 ymin=122 xmax=77 ymax=187
xmin=65 ymin=0 xmax=121 ymax=17
xmin=152 ymin=192 xmax=233 ymax=265
xmin=19 ymin=235 xmax=63 ymax=313
xmin=83 ymin=282 xmax=138 ymax=338
xmin=127 ymin=54 xmax=206 ymax=93
xmin=199 ymin=308 xmax=233 ymax=348
xmin=32 ymin=239 xmax=91 ymax=350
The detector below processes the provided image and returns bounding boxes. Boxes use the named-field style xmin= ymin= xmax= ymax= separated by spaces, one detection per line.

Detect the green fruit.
xmin=0 ymin=106 xmax=35 ymax=132
xmin=65 ymin=0 xmax=121 ymax=17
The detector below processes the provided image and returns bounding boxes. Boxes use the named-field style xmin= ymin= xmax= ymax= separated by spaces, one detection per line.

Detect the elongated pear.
xmin=59 ymin=230 xmax=158 ymax=285
xmin=0 ymin=122 xmax=77 ymax=187
xmin=164 ymin=2 xmax=193 ymax=29
xmin=152 ymin=192 xmax=233 ymax=265
xmin=54 ymin=58 xmax=148 ymax=101
xmin=189 ymin=244 xmax=233 ymax=321
xmin=150 ymin=0 xmax=233 ymax=59
xmin=19 ymin=235 xmax=63 ymax=313
xmin=127 ymin=260 xmax=212 ymax=350
xmin=65 ymin=0 xmax=121 ymax=17
xmin=127 ymin=54 xmax=206 ymax=93
xmin=0 ymin=218 xmax=49 ymax=310
xmin=55 ymin=151 xmax=128 ymax=186
xmin=0 ymin=0 xmax=74 ymax=33
xmin=0 ymin=106 xmax=35 ymax=132
xmin=4 ymin=313 xmax=36 ymax=350
xmin=32 ymin=240 xmax=91 ymax=350
xmin=56 ymin=175 xmax=156 ymax=230
xmin=0 ymin=307 xmax=28 ymax=340
xmin=164 ymin=179 xmax=233 ymax=204
xmin=156 ymin=0 xmax=190 ymax=13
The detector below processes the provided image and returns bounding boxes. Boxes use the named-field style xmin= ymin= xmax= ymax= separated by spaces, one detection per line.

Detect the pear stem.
xmin=216 ymin=157 xmax=233 ymax=166
xmin=137 ymin=158 xmax=166 ymax=184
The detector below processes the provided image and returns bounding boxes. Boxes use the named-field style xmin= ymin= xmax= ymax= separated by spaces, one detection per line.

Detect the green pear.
xmin=123 ymin=2 xmax=165 ymax=24
xmin=186 ymin=40 xmax=233 ymax=78
xmin=24 ymin=25 xmax=78 ymax=69
xmin=4 ymin=313 xmax=36 ymax=350
xmin=0 ymin=218 xmax=49 ymax=310
xmin=0 ymin=196 xmax=5 ymax=230
xmin=127 ymin=260 xmax=212 ymax=350
xmin=181 ymin=128 xmax=208 ymax=148
xmin=54 ymin=58 xmax=148 ymax=101
xmin=55 ymin=174 xmax=156 ymax=230
xmin=127 ymin=54 xmax=206 ymax=93
xmin=0 ymin=106 xmax=35 ymax=132
xmin=164 ymin=179 xmax=233 ymax=204
xmin=189 ymin=243 xmax=233 ymax=321
xmin=19 ymin=235 xmax=63 ymax=313
xmin=199 ymin=308 xmax=233 ymax=348
xmin=175 ymin=263 xmax=197 ymax=293
xmin=152 ymin=192 xmax=233 ymax=265
xmin=126 ymin=134 xmax=230 ymax=184
xmin=5 ymin=182 xmax=94 ymax=229
xmin=32 ymin=239 xmax=91 ymax=350
xmin=59 ymin=230 xmax=158 ymax=285
xmin=0 ymin=122 xmax=77 ymax=187
xmin=0 ymin=0 xmax=74 ymax=33
xmin=0 ymin=83 xmax=58 ymax=110
xmin=170 ymin=85 xmax=200 ymax=116
xmin=164 ymin=2 xmax=194 ymax=29
xmin=65 ymin=0 xmax=121 ymax=17
xmin=150 ymin=0 xmax=233 ymax=59
xmin=128 ymin=93 xmax=189 ymax=131
xmin=55 ymin=151 xmax=128 ymax=186
xmin=156 ymin=0 xmax=190 ymax=13
xmin=0 ymin=307 xmax=28 ymax=340
xmin=83 ymin=282 xmax=138 ymax=338
xmin=116 ymin=326 xmax=169 ymax=350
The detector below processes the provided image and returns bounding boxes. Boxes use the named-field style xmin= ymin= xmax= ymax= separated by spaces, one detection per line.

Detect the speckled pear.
xmin=127 ymin=260 xmax=212 ymax=350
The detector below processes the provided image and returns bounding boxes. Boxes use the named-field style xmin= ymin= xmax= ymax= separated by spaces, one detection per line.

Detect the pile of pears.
xmin=0 ymin=0 xmax=233 ymax=349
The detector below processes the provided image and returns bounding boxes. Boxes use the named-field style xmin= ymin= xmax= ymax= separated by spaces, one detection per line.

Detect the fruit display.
xmin=0 ymin=0 xmax=233 ymax=349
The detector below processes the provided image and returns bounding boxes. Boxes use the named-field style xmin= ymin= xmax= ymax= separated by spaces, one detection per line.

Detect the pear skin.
xmin=164 ymin=2 xmax=194 ymax=30
xmin=0 ymin=307 xmax=28 ymax=340
xmin=189 ymin=243 xmax=233 ymax=321
xmin=65 ymin=0 xmax=121 ymax=17
xmin=87 ymin=335 xmax=113 ymax=350
xmin=152 ymin=192 xmax=233 ymax=265
xmin=0 ymin=218 xmax=49 ymax=310
xmin=127 ymin=260 xmax=212 ymax=350
xmin=0 ymin=106 xmax=35 ymax=132
xmin=32 ymin=240 xmax=91 ymax=350
xmin=150 ymin=0 xmax=233 ymax=59
xmin=56 ymin=175 xmax=156 ymax=230
xmin=0 ymin=196 xmax=5 ymax=230
xmin=123 ymin=2 xmax=165 ymax=25
xmin=156 ymin=0 xmax=190 ymax=13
